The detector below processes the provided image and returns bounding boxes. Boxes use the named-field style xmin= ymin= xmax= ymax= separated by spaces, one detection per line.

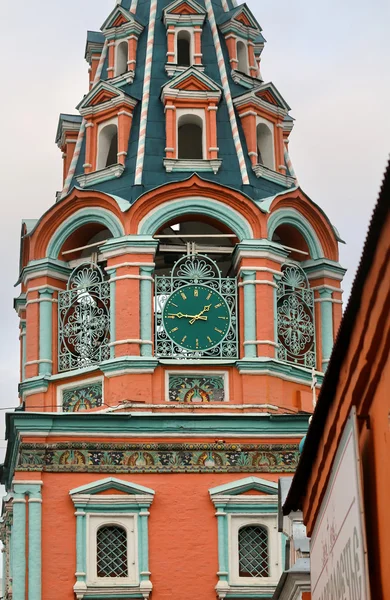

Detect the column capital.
xmin=100 ymin=235 xmax=159 ymax=259
xmin=233 ymin=239 xmax=289 ymax=270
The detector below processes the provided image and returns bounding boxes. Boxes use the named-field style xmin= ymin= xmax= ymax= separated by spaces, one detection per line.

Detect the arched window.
xmin=177 ymin=30 xmax=191 ymax=66
xmin=239 ymin=525 xmax=269 ymax=578
xmin=97 ymin=525 xmax=128 ymax=578
xmin=98 ymin=124 xmax=118 ymax=170
xmin=237 ymin=40 xmax=248 ymax=74
xmin=116 ymin=41 xmax=128 ymax=77
xmin=257 ymin=123 xmax=274 ymax=170
xmin=178 ymin=114 xmax=203 ymax=159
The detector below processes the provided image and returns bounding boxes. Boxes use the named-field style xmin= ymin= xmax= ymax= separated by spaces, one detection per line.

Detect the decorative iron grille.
xmin=97 ymin=525 xmax=128 ymax=578
xmin=58 ymin=262 xmax=110 ymax=372
xmin=155 ymin=254 xmax=238 ymax=359
xmin=276 ymin=264 xmax=316 ymax=368
xmin=239 ymin=525 xmax=269 ymax=578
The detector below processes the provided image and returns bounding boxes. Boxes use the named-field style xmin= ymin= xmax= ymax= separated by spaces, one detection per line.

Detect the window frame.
xmin=70 ymin=478 xmax=155 ymax=599
xmin=87 ymin=513 xmax=137 ymax=586
xmin=176 ymin=108 xmax=206 ymax=160
xmin=229 ymin=513 xmax=279 ymax=585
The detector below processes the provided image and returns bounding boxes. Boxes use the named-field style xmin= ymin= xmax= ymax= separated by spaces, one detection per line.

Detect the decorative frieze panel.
xmin=168 ymin=373 xmax=227 ymax=402
xmin=16 ymin=442 xmax=299 ymax=473
xmin=62 ymin=381 xmax=103 ymax=412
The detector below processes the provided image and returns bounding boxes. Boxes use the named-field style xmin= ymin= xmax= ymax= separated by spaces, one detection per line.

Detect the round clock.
xmin=162 ymin=284 xmax=231 ymax=351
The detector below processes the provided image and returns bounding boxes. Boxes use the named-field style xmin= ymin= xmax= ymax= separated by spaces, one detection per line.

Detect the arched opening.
xmin=115 ymin=41 xmax=128 ymax=77
xmin=178 ymin=114 xmax=203 ymax=160
xmin=257 ymin=123 xmax=274 ymax=170
xmin=154 ymin=215 xmax=239 ymax=360
xmin=98 ymin=124 xmax=118 ymax=170
xmin=237 ymin=41 xmax=249 ymax=74
xmin=177 ymin=30 xmax=191 ymax=66
xmin=272 ymin=224 xmax=310 ymax=261
xmin=238 ymin=525 xmax=269 ymax=578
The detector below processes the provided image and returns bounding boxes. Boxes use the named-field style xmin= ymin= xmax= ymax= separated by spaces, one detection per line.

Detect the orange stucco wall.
xmin=301 ymin=210 xmax=390 ymax=598
xmin=36 ymin=470 xmax=282 ymax=600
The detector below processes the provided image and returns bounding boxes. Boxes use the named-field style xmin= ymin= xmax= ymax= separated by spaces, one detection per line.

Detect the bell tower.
xmin=2 ymin=1 xmax=345 ymax=600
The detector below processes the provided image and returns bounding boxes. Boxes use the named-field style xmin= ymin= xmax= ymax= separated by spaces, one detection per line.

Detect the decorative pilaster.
xmin=74 ymin=509 xmax=87 ymax=595
xmin=12 ymin=490 xmax=27 ymax=600
xmin=39 ymin=289 xmax=54 ymax=376
xmin=140 ymin=266 xmax=154 ymax=357
xmin=216 ymin=507 xmax=229 ymax=589
xmin=139 ymin=507 xmax=152 ymax=596
xmin=319 ymin=288 xmax=334 ymax=371
xmin=21 ymin=320 xmax=27 ymax=382
xmin=28 ymin=487 xmax=42 ymax=600
xmin=241 ymin=270 xmax=257 ymax=359
xmin=107 ymin=267 xmax=117 ymax=359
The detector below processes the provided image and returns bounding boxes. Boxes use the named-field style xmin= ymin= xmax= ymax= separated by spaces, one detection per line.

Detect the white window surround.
xmin=165 ymin=370 xmax=229 ymax=402
xmin=97 ymin=116 xmax=119 ymax=171
xmin=115 ymin=39 xmax=129 ymax=77
xmin=87 ymin=514 xmax=137 ymax=586
xmin=256 ymin=115 xmax=275 ymax=171
xmin=229 ymin=514 xmax=280 ymax=585
xmin=236 ymin=39 xmax=249 ymax=75
xmin=209 ymin=477 xmax=282 ymax=599
xmin=176 ymin=108 xmax=206 ymax=159
xmin=70 ymin=477 xmax=155 ymax=600
xmin=56 ymin=376 xmax=104 ymax=412
xmin=174 ymin=27 xmax=194 ymax=65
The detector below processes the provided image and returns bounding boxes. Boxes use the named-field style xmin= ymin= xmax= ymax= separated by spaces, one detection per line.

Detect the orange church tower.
xmin=1 ymin=2 xmax=345 ymax=600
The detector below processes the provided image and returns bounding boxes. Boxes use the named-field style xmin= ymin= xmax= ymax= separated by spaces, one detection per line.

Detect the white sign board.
xmin=311 ymin=407 xmax=370 ymax=600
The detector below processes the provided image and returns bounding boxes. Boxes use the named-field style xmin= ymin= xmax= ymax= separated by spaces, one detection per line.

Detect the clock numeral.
xmin=170 ymin=327 xmax=179 ymax=333
xmin=194 ymin=288 xmax=199 ymax=297
xmin=170 ymin=302 xmax=178 ymax=308
xmin=196 ymin=339 xmax=199 ymax=349
xmin=215 ymin=327 xmax=223 ymax=334
xmin=181 ymin=336 xmax=187 ymax=343
xmin=167 ymin=315 xmax=175 ymax=319
xmin=207 ymin=336 xmax=213 ymax=343
xmin=215 ymin=303 xmax=222 ymax=308
xmin=218 ymin=316 xmax=228 ymax=320
xmin=180 ymin=292 xmax=187 ymax=300
xmin=206 ymin=292 xmax=212 ymax=300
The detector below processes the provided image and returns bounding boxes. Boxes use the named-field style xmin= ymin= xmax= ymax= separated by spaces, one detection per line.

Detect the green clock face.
xmin=162 ymin=284 xmax=231 ymax=351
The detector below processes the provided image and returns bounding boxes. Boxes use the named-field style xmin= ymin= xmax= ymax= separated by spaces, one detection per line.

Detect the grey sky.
xmin=0 ymin=0 xmax=389 ymax=443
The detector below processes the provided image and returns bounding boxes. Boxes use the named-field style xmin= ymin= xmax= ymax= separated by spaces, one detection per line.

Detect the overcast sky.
xmin=0 ymin=0 xmax=388 ymax=447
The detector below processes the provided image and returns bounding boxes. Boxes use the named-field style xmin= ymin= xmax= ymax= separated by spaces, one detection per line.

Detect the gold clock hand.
xmin=189 ymin=305 xmax=212 ymax=325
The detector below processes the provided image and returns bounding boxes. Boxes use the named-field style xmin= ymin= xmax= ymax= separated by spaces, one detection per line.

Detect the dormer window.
xmin=76 ymin=81 xmax=137 ymax=187
xmin=178 ymin=113 xmax=203 ymax=159
xmin=177 ymin=30 xmax=192 ymax=67
xmin=115 ymin=40 xmax=128 ymax=77
xmin=237 ymin=40 xmax=249 ymax=75
xmin=163 ymin=0 xmax=206 ymax=77
xmin=101 ymin=5 xmax=144 ymax=85
xmin=98 ymin=121 xmax=119 ymax=169
xmin=161 ymin=68 xmax=222 ymax=174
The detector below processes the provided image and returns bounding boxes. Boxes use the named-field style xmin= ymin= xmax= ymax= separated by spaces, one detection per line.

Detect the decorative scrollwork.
xmin=277 ymin=264 xmax=315 ymax=368
xmin=155 ymin=254 xmax=238 ymax=360
xmin=58 ymin=262 xmax=110 ymax=372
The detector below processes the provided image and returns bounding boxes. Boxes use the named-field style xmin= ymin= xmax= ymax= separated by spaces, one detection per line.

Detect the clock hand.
xmin=189 ymin=304 xmax=212 ymax=325
xmin=168 ymin=312 xmax=208 ymax=320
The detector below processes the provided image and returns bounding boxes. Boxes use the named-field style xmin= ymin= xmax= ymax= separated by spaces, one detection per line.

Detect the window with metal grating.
xmin=97 ymin=525 xmax=128 ymax=578
xmin=238 ymin=525 xmax=269 ymax=577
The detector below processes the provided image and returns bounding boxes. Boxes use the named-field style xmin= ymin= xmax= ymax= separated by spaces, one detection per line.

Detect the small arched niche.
xmin=257 ymin=123 xmax=274 ymax=170
xmin=178 ymin=114 xmax=203 ymax=160
xmin=177 ymin=30 xmax=191 ymax=67
xmin=237 ymin=40 xmax=249 ymax=74
xmin=272 ymin=224 xmax=311 ymax=262
xmin=116 ymin=41 xmax=128 ymax=77
xmin=98 ymin=123 xmax=118 ymax=170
